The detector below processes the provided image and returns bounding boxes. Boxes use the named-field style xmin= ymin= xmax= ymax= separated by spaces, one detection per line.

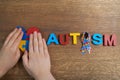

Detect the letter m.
xmin=104 ymin=34 xmax=117 ymax=46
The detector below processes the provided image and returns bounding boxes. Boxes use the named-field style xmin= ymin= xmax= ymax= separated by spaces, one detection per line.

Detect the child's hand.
xmin=22 ymin=32 xmax=55 ymax=80
xmin=0 ymin=28 xmax=23 ymax=77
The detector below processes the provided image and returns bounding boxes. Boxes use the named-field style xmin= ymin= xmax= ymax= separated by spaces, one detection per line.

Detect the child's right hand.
xmin=22 ymin=32 xmax=55 ymax=80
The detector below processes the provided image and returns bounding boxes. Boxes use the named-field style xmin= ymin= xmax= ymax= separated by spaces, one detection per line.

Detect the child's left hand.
xmin=0 ymin=28 xmax=23 ymax=78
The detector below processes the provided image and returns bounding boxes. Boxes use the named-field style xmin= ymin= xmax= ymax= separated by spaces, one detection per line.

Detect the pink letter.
xmin=104 ymin=34 xmax=117 ymax=46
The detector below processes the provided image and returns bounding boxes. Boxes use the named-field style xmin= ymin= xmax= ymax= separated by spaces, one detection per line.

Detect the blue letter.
xmin=47 ymin=33 xmax=59 ymax=45
xmin=92 ymin=33 xmax=103 ymax=45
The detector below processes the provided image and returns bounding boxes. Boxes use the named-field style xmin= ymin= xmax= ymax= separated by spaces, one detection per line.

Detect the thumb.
xmin=22 ymin=50 xmax=29 ymax=67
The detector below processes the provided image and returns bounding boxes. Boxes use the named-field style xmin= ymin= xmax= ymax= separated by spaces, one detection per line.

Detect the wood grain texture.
xmin=0 ymin=0 xmax=120 ymax=80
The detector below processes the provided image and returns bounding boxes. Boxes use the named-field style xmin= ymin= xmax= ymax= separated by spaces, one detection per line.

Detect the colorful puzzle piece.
xmin=27 ymin=27 xmax=40 ymax=35
xmin=16 ymin=26 xmax=28 ymax=40
xmin=26 ymin=27 xmax=40 ymax=40
xmin=16 ymin=26 xmax=26 ymax=33
xmin=26 ymin=40 xmax=29 ymax=51
xmin=17 ymin=26 xmax=40 ymax=52
xmin=19 ymin=40 xmax=26 ymax=52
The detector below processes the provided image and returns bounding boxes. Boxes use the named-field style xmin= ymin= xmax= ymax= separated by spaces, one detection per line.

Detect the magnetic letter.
xmin=47 ymin=33 xmax=59 ymax=45
xmin=104 ymin=34 xmax=117 ymax=46
xmin=59 ymin=34 xmax=70 ymax=45
xmin=70 ymin=33 xmax=80 ymax=44
xmin=92 ymin=33 xmax=103 ymax=45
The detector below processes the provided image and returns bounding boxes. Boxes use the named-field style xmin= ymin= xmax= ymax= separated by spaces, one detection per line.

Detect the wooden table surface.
xmin=0 ymin=0 xmax=120 ymax=80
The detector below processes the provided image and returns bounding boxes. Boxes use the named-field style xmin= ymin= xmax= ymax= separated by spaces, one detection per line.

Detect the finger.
xmin=3 ymin=28 xmax=17 ymax=47
xmin=22 ymin=50 xmax=29 ymax=67
xmin=43 ymin=38 xmax=50 ymax=58
xmin=33 ymin=31 xmax=39 ymax=53
xmin=13 ymin=32 xmax=23 ymax=50
xmin=15 ymin=49 xmax=21 ymax=60
xmin=29 ymin=34 xmax=33 ymax=53
xmin=38 ymin=33 xmax=44 ymax=54
xmin=7 ymin=28 xmax=22 ymax=47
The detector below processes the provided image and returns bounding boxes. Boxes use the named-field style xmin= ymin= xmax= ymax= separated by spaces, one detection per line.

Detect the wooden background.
xmin=0 ymin=0 xmax=120 ymax=80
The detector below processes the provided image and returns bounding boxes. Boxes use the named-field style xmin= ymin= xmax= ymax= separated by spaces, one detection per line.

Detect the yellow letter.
xmin=70 ymin=33 xmax=80 ymax=44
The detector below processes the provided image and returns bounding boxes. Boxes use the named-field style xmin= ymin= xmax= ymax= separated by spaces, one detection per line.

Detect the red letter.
xmin=59 ymin=34 xmax=70 ymax=45
xmin=104 ymin=34 xmax=117 ymax=46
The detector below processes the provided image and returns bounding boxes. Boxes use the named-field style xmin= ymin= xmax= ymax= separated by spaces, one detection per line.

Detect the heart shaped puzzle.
xmin=16 ymin=26 xmax=40 ymax=52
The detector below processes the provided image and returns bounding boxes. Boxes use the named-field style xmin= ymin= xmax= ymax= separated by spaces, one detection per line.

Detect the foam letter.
xmin=59 ymin=34 xmax=70 ymax=45
xmin=92 ymin=33 xmax=103 ymax=45
xmin=104 ymin=34 xmax=117 ymax=46
xmin=47 ymin=33 xmax=59 ymax=45
xmin=70 ymin=33 xmax=80 ymax=44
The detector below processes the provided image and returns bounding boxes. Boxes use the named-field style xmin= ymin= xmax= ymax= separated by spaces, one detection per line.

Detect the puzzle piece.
xmin=27 ymin=27 xmax=40 ymax=35
xmin=16 ymin=26 xmax=28 ymax=40
xmin=16 ymin=26 xmax=26 ymax=33
xmin=17 ymin=26 xmax=27 ymax=52
xmin=19 ymin=40 xmax=26 ymax=52
xmin=26 ymin=40 xmax=29 ymax=51
xmin=17 ymin=26 xmax=29 ymax=52
xmin=17 ymin=26 xmax=40 ymax=52
xmin=26 ymin=27 xmax=40 ymax=40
